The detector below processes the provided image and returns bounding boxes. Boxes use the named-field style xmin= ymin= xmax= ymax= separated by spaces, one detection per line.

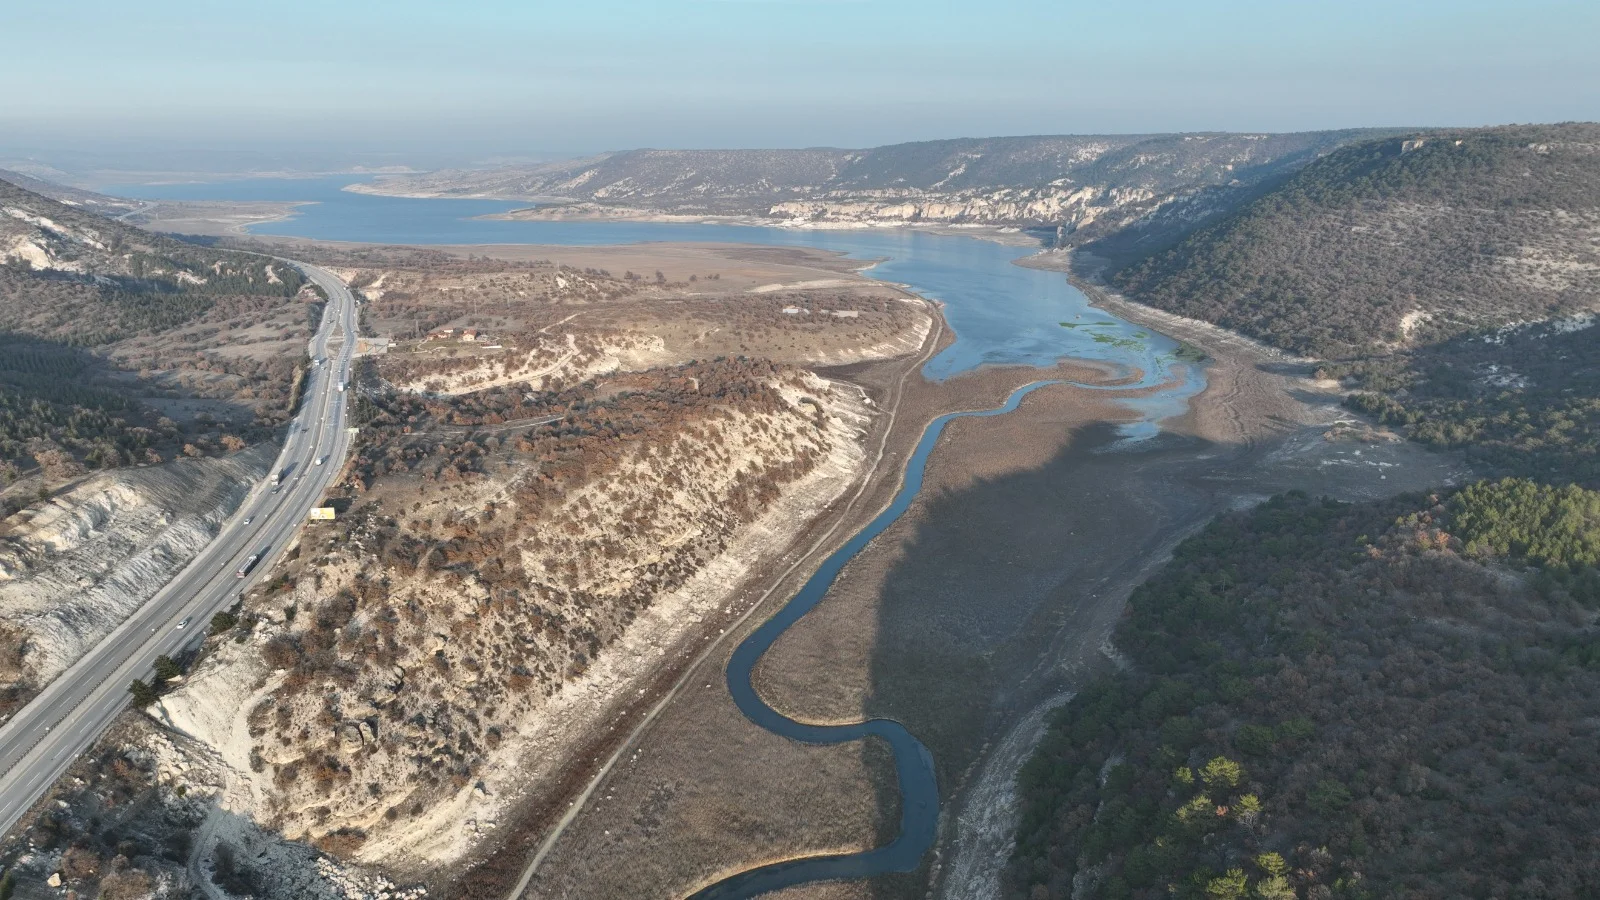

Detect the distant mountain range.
xmin=0 ymin=167 xmax=141 ymax=217
xmin=350 ymin=130 xmax=1399 ymax=229
xmin=359 ymin=125 xmax=1598 ymax=358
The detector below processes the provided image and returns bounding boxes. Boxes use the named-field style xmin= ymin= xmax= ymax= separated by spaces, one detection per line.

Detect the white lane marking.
xmin=0 ymin=265 xmax=357 ymax=832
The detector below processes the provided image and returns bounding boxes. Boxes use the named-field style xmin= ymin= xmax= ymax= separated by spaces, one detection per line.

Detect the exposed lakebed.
xmin=110 ymin=176 xmax=1202 ymax=413
xmin=111 ymin=176 xmax=1208 ymax=895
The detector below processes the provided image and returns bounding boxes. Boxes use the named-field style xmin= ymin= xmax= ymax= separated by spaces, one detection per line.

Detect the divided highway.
xmin=0 ymin=261 xmax=360 ymax=838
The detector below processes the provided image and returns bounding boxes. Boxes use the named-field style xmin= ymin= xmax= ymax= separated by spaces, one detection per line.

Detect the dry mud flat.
xmin=123 ymin=200 xmax=308 ymax=236
xmin=433 ymin=242 xmax=876 ymax=284
xmin=241 ymin=236 xmax=890 ymax=294
xmin=518 ymin=281 xmax=1464 ymax=899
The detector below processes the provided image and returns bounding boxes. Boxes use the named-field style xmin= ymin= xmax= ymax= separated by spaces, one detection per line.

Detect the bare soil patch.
xmin=125 ymin=200 xmax=305 ymax=237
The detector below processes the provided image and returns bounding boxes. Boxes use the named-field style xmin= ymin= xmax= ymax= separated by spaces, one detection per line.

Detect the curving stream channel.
xmin=109 ymin=175 xmax=1211 ymax=897
xmin=693 ymin=357 xmax=1199 ymax=897
xmin=690 ymin=379 xmax=1060 ymax=898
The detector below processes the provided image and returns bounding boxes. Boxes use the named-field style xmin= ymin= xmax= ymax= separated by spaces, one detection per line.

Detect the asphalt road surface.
xmin=0 ymin=261 xmax=359 ymax=839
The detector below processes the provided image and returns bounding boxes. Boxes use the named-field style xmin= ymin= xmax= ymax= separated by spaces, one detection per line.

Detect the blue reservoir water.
xmin=109 ymin=176 xmax=1204 ymax=895
xmin=688 ymin=379 xmax=1061 ymax=898
xmin=110 ymin=176 xmax=1203 ymax=396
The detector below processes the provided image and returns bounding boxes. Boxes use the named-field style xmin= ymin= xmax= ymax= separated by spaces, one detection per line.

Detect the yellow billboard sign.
xmin=308 ymin=507 xmax=337 ymax=521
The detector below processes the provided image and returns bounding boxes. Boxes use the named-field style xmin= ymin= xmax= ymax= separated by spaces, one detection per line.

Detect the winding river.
xmin=689 ymin=379 xmax=1062 ymax=898
xmin=111 ymin=176 xmax=1207 ymax=896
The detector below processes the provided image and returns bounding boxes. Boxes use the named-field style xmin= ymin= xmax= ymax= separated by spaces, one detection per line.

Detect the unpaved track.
xmin=504 ymin=308 xmax=946 ymax=900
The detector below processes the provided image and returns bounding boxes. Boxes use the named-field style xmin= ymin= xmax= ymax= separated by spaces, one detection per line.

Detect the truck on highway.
xmin=235 ymin=554 xmax=260 ymax=578
xmin=337 ymin=381 xmax=346 ymax=393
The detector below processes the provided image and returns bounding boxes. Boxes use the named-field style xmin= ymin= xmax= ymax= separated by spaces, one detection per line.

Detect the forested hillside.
xmin=359 ymin=132 xmax=1383 ymax=205
xmin=1329 ymin=315 xmax=1600 ymax=487
xmin=1017 ymin=128 xmax=1600 ymax=897
xmin=1009 ymin=486 xmax=1600 ymax=900
xmin=1105 ymin=124 xmax=1600 ymax=357
xmin=0 ymin=335 xmax=181 ymax=480
xmin=0 ymin=167 xmax=140 ymax=217
xmin=354 ymin=130 xmax=1388 ymax=228
xmin=0 ymin=176 xmax=312 ymax=490
xmin=1 ymin=177 xmax=305 ymax=343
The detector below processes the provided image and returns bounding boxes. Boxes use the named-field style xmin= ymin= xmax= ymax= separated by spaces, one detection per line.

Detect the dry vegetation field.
xmin=518 ymin=307 xmax=1463 ymax=900
xmin=0 ymin=176 xmax=324 ymax=513
xmin=298 ymin=243 xmax=929 ymax=394
xmin=0 ymin=178 xmax=326 ymax=729
xmin=52 ymin=240 xmax=944 ymax=894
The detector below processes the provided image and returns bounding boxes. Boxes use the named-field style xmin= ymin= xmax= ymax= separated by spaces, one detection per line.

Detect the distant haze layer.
xmin=2 ymin=0 xmax=1598 ymax=167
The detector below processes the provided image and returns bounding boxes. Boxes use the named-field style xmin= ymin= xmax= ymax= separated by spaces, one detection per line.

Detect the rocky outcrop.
xmin=353 ymin=130 xmax=1393 ymax=226
xmin=387 ymin=331 xmax=676 ymax=395
xmin=163 ymin=368 xmax=875 ymax=872
xmin=768 ymin=185 xmax=1157 ymax=228
xmin=0 ymin=445 xmax=273 ymax=687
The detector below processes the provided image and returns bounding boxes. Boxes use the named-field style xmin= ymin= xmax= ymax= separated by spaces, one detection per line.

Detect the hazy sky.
xmin=4 ymin=0 xmax=1597 ymax=167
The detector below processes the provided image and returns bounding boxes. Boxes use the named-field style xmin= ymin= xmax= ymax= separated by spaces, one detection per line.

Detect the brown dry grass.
xmin=513 ymin=358 xmax=1136 ymax=900
xmin=517 ymin=278 xmax=1467 ymax=900
xmin=435 ymin=242 xmax=875 ymax=290
xmin=232 ymin=237 xmax=886 ymax=294
xmin=518 ymin=677 xmax=897 ymax=898
xmin=259 ymin=242 xmax=929 ymax=395
xmin=753 ymin=378 xmax=1134 ymax=726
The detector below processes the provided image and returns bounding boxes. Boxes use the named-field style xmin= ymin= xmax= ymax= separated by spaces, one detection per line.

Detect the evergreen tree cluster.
xmin=1011 ymin=491 xmax=1600 ymax=899
xmin=1107 ymin=124 xmax=1600 ymax=357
